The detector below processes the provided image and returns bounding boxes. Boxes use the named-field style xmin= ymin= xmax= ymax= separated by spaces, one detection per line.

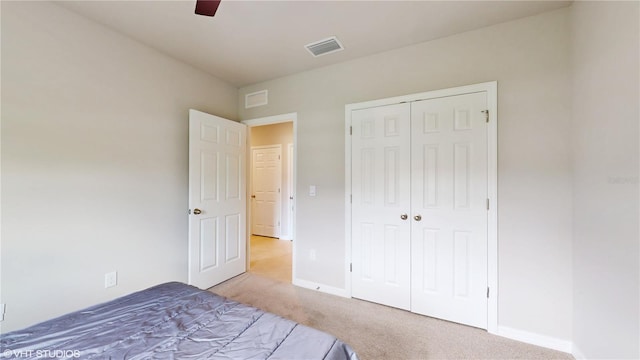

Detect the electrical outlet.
xmin=105 ymin=271 xmax=117 ymax=288
xmin=309 ymin=249 xmax=316 ymax=261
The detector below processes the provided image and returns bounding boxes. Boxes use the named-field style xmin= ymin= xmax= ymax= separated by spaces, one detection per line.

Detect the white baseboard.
xmin=572 ymin=344 xmax=586 ymax=360
xmin=497 ymin=325 xmax=573 ymax=354
xmin=292 ymin=278 xmax=349 ymax=298
xmin=278 ymin=235 xmax=292 ymax=241
xmin=291 ymin=279 xmax=574 ymax=355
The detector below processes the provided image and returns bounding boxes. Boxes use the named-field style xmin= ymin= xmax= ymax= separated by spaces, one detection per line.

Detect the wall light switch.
xmin=309 ymin=185 xmax=317 ymax=197
xmin=105 ymin=271 xmax=118 ymax=288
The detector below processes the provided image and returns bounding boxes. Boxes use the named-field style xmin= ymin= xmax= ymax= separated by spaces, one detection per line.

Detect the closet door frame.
xmin=344 ymin=81 xmax=498 ymax=334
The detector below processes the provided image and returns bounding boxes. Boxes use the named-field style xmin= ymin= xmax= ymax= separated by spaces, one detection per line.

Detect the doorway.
xmin=243 ymin=114 xmax=297 ymax=283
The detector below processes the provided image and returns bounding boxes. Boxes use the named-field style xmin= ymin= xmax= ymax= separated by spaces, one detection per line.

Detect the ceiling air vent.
xmin=305 ymin=36 xmax=344 ymax=57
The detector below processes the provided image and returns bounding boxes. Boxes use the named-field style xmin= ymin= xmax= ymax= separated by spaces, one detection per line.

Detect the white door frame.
xmin=344 ymin=82 xmax=498 ymax=333
xmin=242 ymin=113 xmax=297 ymax=277
xmin=284 ymin=143 xmax=294 ymax=241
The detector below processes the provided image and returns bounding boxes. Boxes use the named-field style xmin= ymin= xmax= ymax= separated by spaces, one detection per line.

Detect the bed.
xmin=0 ymin=282 xmax=358 ymax=360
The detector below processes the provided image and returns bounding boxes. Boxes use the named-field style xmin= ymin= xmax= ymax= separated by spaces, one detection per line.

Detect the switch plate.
xmin=105 ymin=271 xmax=118 ymax=288
xmin=309 ymin=185 xmax=316 ymax=197
xmin=309 ymin=249 xmax=317 ymax=261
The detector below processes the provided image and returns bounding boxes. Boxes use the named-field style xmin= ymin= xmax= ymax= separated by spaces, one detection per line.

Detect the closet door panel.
xmin=410 ymin=92 xmax=489 ymax=329
xmin=351 ymin=103 xmax=411 ymax=310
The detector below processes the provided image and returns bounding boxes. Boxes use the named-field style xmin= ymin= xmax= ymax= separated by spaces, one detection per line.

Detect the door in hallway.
xmin=251 ymin=145 xmax=282 ymax=238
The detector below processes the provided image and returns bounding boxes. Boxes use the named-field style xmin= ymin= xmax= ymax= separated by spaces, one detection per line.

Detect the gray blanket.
xmin=0 ymin=282 xmax=358 ymax=360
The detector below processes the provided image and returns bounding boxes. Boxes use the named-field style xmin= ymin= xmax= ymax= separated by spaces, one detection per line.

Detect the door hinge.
xmin=349 ymin=126 xmax=352 ymax=135
xmin=278 ymin=155 xmax=281 ymax=160
xmin=486 ymin=198 xmax=490 ymax=210
xmin=350 ymin=194 xmax=352 ymax=203
xmin=350 ymin=263 xmax=352 ymax=272
xmin=482 ymin=110 xmax=489 ymax=123
xmin=278 ymin=188 xmax=281 ymax=193
xmin=487 ymin=287 xmax=490 ymax=298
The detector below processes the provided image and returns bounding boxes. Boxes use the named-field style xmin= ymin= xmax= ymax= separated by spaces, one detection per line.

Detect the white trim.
xmin=485 ymin=81 xmax=499 ymax=334
xmin=344 ymin=81 xmax=498 ymax=330
xmin=279 ymin=143 xmax=294 ymax=241
xmin=344 ymin=107 xmax=353 ymax=297
xmin=497 ymin=326 xmax=573 ymax=354
xmin=242 ymin=112 xmax=296 ymax=127
xmin=344 ymin=82 xmax=497 ymax=112
xmin=293 ymin=278 xmax=349 ymax=298
xmin=572 ymin=344 xmax=586 ymax=360
xmin=242 ymin=113 xmax=297 ymax=282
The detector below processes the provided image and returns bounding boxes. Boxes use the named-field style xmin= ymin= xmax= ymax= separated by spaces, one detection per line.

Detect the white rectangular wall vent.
xmin=245 ymin=90 xmax=268 ymax=109
xmin=305 ymin=36 xmax=344 ymax=57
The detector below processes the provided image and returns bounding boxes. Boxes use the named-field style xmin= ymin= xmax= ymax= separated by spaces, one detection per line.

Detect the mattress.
xmin=0 ymin=282 xmax=358 ymax=360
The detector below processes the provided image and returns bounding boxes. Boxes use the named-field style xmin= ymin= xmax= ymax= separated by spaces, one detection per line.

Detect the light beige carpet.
xmin=211 ymin=273 xmax=574 ymax=360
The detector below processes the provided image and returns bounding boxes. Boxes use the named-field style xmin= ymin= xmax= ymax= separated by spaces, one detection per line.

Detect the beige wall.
xmin=0 ymin=1 xmax=238 ymax=332
xmin=571 ymin=1 xmax=639 ymax=358
xmin=250 ymin=122 xmax=294 ymax=239
xmin=239 ymin=9 xmax=573 ymax=342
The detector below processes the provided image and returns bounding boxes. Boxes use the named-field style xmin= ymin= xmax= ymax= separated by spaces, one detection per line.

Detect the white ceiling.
xmin=57 ymin=0 xmax=571 ymax=87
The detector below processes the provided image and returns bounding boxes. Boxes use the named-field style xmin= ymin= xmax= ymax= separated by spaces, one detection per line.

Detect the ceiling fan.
xmin=195 ymin=0 xmax=221 ymax=17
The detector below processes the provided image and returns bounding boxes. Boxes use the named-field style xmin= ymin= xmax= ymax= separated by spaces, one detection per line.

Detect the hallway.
xmin=249 ymin=235 xmax=292 ymax=283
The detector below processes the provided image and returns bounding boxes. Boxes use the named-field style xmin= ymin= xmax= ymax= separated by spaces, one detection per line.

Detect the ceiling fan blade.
xmin=195 ymin=0 xmax=221 ymax=17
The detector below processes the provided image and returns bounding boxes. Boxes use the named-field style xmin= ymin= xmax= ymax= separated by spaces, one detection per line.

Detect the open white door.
xmin=188 ymin=109 xmax=247 ymax=289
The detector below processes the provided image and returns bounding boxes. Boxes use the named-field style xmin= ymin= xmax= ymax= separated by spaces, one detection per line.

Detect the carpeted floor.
xmin=248 ymin=235 xmax=291 ymax=283
xmin=211 ymin=273 xmax=574 ymax=360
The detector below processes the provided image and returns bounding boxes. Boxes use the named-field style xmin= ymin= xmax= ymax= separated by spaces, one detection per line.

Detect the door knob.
xmin=193 ymin=208 xmax=202 ymax=215
xmin=413 ymin=214 xmax=422 ymax=221
xmin=400 ymin=214 xmax=408 ymax=220
xmin=251 ymin=195 xmax=256 ymax=199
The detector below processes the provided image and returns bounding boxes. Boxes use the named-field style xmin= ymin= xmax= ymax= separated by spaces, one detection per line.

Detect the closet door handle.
xmin=413 ymin=214 xmax=422 ymax=221
xmin=193 ymin=208 xmax=202 ymax=215
xmin=400 ymin=214 xmax=408 ymax=220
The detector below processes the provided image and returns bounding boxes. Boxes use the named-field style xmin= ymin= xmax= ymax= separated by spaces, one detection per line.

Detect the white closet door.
xmin=351 ymin=103 xmax=412 ymax=310
xmin=410 ymin=92 xmax=488 ymax=329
